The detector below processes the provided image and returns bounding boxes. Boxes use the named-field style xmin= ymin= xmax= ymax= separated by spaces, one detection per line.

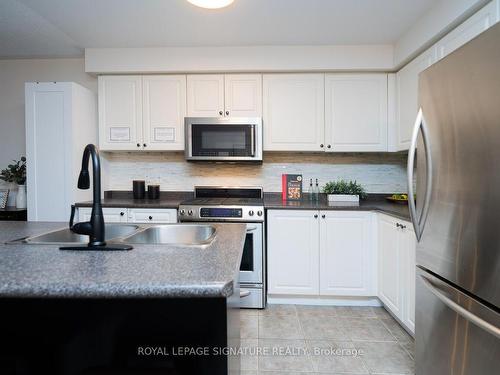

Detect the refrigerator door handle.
xmin=421 ymin=274 xmax=500 ymax=339
xmin=407 ymin=108 xmax=433 ymax=241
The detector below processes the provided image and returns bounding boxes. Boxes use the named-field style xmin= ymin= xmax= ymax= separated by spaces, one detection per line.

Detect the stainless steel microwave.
xmin=185 ymin=117 xmax=263 ymax=162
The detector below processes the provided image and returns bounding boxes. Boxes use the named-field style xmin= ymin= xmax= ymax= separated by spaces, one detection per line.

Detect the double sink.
xmin=11 ymin=224 xmax=216 ymax=246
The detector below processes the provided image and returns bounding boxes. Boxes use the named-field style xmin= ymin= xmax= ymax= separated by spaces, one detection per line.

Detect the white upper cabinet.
xmin=394 ymin=47 xmax=436 ymax=151
xmin=325 ymin=74 xmax=388 ymax=152
xmin=267 ymin=210 xmax=320 ymax=295
xmin=436 ymin=0 xmax=498 ymax=61
xmin=319 ymin=211 xmax=375 ymax=296
xmin=142 ymin=75 xmax=186 ymax=150
xmin=392 ymin=1 xmax=499 ymax=152
xmin=263 ymin=74 xmax=325 ymax=151
xmin=224 ymin=74 xmax=262 ymax=117
xmin=99 ymin=75 xmax=186 ymax=151
xmin=98 ymin=75 xmax=143 ymax=151
xmin=186 ymin=74 xmax=225 ymax=117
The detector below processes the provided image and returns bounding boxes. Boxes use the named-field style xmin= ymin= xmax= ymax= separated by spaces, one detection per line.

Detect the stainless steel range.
xmin=179 ymin=186 xmax=266 ymax=309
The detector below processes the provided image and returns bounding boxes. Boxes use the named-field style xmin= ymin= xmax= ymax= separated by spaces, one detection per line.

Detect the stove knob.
xmin=188 ymin=209 xmax=194 ymax=216
xmin=179 ymin=209 xmax=185 ymax=216
xmin=257 ymin=210 xmax=263 ymax=216
xmin=248 ymin=210 xmax=254 ymax=216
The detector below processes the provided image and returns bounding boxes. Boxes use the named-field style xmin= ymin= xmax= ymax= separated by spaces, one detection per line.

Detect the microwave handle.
xmin=250 ymin=125 xmax=255 ymax=157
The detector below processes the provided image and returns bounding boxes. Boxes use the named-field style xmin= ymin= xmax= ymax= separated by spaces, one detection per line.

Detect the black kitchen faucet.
xmin=60 ymin=144 xmax=132 ymax=251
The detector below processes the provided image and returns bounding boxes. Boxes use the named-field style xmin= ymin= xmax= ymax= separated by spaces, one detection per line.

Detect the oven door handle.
xmin=240 ymin=290 xmax=251 ymax=298
xmin=246 ymin=226 xmax=258 ymax=232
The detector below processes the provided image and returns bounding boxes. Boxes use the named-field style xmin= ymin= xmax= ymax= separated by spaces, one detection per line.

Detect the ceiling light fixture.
xmin=187 ymin=0 xmax=234 ymax=9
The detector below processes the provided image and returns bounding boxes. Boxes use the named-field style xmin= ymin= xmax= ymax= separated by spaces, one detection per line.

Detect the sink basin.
xmin=123 ymin=225 xmax=216 ymax=245
xmin=14 ymin=224 xmax=140 ymax=245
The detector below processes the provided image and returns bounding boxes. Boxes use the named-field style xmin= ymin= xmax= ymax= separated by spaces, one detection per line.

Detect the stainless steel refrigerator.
xmin=408 ymin=22 xmax=500 ymax=375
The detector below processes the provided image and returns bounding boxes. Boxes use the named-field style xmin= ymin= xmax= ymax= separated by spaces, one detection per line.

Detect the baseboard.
xmin=267 ymin=295 xmax=383 ymax=307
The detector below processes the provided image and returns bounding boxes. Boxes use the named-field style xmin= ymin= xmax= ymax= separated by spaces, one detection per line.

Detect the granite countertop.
xmin=0 ymin=221 xmax=246 ymax=299
xmin=76 ymin=191 xmax=411 ymax=221
xmin=264 ymin=193 xmax=411 ymax=221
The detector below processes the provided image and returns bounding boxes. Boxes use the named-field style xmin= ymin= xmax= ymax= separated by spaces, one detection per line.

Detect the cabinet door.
xmin=98 ymin=76 xmax=143 ymax=151
xmin=224 ymin=74 xmax=262 ymax=117
xmin=77 ymin=207 xmax=127 ymax=223
xmin=187 ymin=75 xmax=224 ymax=117
xmin=128 ymin=208 xmax=177 ymax=223
xmin=377 ymin=214 xmax=403 ymax=319
xmin=319 ymin=211 xmax=375 ymax=296
xmin=267 ymin=210 xmax=320 ymax=295
xmin=325 ymin=74 xmax=388 ymax=152
xmin=395 ymin=47 xmax=436 ymax=151
xmin=263 ymin=74 xmax=325 ymax=151
xmin=142 ymin=75 xmax=186 ymax=151
xmin=436 ymin=0 xmax=498 ymax=61
xmin=401 ymin=223 xmax=416 ymax=334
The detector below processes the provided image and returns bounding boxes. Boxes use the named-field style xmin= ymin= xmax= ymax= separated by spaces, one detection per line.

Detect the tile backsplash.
xmin=103 ymin=152 xmax=410 ymax=194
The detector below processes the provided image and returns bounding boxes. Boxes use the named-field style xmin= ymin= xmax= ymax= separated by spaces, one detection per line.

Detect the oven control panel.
xmin=178 ymin=205 xmax=264 ymax=222
xmin=200 ymin=207 xmax=242 ymax=218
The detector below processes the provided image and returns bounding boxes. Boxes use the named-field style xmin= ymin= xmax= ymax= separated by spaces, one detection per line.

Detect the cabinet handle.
xmin=225 ymin=110 xmax=229 ymax=116
xmin=320 ymin=144 xmax=324 ymax=148
xmin=143 ymin=143 xmax=147 ymax=147
xmin=120 ymin=212 xmax=125 ymax=216
xmin=136 ymin=143 xmax=140 ymax=147
xmin=321 ymin=214 xmax=326 ymax=219
xmin=219 ymin=110 xmax=223 ymax=116
xmin=327 ymin=145 xmax=331 ymax=149
xmin=396 ymin=223 xmax=401 ymax=228
xmin=401 ymin=224 xmax=407 ymax=229
xmin=314 ymin=214 xmax=318 ymax=219
xmin=149 ymin=216 xmax=153 ymax=220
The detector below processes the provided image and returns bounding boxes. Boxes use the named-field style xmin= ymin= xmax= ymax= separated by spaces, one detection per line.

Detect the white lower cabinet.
xmin=320 ymin=211 xmax=375 ymax=296
xmin=377 ymin=213 xmax=416 ymax=334
xmin=77 ymin=207 xmax=177 ymax=224
xmin=267 ymin=210 xmax=375 ymax=298
xmin=267 ymin=210 xmax=320 ymax=295
xmin=401 ymin=224 xmax=416 ymax=332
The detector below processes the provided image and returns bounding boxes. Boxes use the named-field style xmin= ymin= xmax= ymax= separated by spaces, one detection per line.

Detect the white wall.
xmin=85 ymin=45 xmax=394 ymax=74
xmin=394 ymin=0 xmax=490 ymax=67
xmin=0 ymin=58 xmax=96 ymax=187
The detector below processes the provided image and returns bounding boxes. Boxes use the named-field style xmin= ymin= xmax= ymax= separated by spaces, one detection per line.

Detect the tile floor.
xmin=239 ymin=305 xmax=415 ymax=375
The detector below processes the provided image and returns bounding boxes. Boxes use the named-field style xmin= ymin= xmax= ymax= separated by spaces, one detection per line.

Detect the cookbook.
xmin=282 ymin=174 xmax=303 ymax=201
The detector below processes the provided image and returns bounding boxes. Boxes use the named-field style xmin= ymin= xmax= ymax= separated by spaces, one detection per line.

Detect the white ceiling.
xmin=0 ymin=0 xmax=437 ymax=59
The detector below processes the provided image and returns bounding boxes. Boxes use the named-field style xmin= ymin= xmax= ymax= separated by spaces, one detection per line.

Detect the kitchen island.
xmin=0 ymin=221 xmax=246 ymax=375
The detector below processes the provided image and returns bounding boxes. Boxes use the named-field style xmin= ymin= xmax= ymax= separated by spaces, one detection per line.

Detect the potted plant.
xmin=0 ymin=157 xmax=27 ymax=208
xmin=322 ymin=179 xmax=367 ymax=203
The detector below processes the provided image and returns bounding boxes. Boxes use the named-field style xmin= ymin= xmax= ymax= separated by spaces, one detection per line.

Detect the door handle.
xmin=407 ymin=108 xmax=433 ymax=241
xmin=420 ymin=274 xmax=500 ymax=339
xmin=249 ymin=125 xmax=256 ymax=157
xmin=246 ymin=227 xmax=258 ymax=232
xmin=69 ymin=204 xmax=76 ymax=229
xmin=240 ymin=290 xmax=251 ymax=298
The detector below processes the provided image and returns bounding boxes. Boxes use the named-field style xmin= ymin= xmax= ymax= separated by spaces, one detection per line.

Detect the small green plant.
xmin=0 ymin=157 xmax=26 ymax=185
xmin=322 ymin=179 xmax=367 ymax=199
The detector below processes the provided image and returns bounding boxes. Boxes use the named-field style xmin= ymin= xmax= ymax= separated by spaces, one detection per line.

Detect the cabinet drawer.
xmin=128 ymin=208 xmax=177 ymax=223
xmin=77 ymin=207 xmax=127 ymax=223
